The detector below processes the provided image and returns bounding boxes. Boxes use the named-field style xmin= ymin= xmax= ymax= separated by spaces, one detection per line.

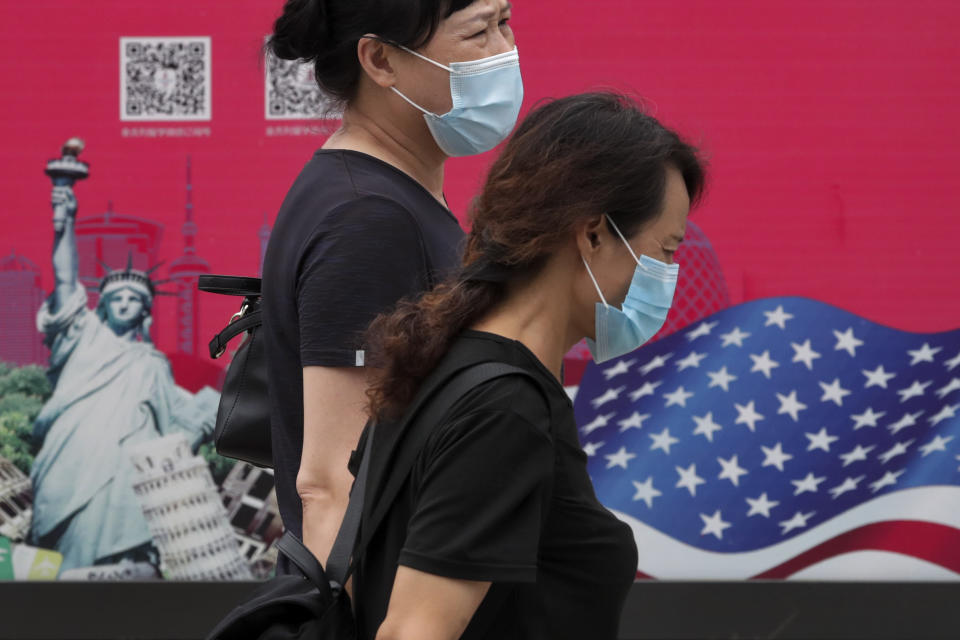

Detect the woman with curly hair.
xmin=356 ymin=91 xmax=707 ymax=639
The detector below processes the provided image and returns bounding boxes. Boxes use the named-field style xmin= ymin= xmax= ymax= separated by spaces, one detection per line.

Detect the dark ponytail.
xmin=266 ymin=0 xmax=474 ymax=108
xmin=268 ymin=0 xmax=330 ymax=62
xmin=365 ymin=92 xmax=707 ymax=420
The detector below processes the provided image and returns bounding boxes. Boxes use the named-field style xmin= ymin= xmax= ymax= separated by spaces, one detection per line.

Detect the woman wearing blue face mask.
xmin=261 ymin=0 xmax=521 ymax=572
xmin=358 ymin=92 xmax=705 ymax=639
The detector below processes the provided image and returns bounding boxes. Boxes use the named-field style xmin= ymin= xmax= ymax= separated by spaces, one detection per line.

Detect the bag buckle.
xmin=214 ymin=303 xmax=250 ymax=359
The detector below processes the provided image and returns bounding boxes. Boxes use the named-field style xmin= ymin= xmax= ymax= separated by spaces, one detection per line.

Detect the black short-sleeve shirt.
xmin=355 ymin=331 xmax=638 ymax=640
xmin=261 ymin=150 xmax=465 ymax=537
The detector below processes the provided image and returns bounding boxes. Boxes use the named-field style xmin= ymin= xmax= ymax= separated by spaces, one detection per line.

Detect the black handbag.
xmin=198 ymin=274 xmax=273 ymax=468
xmin=206 ymin=362 xmax=536 ymax=640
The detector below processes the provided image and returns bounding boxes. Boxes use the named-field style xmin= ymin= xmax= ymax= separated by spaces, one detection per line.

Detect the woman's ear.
xmin=357 ymin=35 xmax=397 ymax=89
xmin=576 ymin=214 xmax=607 ymax=258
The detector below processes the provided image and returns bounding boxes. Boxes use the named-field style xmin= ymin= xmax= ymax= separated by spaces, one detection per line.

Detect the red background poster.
xmin=2 ymin=0 xmax=958 ymax=363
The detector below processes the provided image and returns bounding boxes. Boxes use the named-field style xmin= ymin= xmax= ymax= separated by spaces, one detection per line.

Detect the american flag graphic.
xmin=574 ymin=297 xmax=960 ymax=580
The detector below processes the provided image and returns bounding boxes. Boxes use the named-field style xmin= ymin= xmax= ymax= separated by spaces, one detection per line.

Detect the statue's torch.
xmin=45 ymin=138 xmax=89 ymax=231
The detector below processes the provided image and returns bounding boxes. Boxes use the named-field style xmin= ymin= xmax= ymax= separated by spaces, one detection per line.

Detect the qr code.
xmin=265 ymin=49 xmax=340 ymax=120
xmin=121 ymin=37 xmax=212 ymax=121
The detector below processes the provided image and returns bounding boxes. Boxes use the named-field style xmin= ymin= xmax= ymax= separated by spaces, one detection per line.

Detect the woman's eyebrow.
xmin=464 ymin=1 xmax=512 ymax=25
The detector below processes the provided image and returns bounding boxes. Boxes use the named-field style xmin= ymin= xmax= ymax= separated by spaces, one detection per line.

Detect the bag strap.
xmin=325 ymin=420 xmax=376 ymax=588
xmin=208 ymin=308 xmax=262 ymax=359
xmin=273 ymin=421 xmax=376 ymax=590
xmin=198 ymin=274 xmax=261 ymax=297
xmin=275 ymin=531 xmax=326 ymax=587
xmin=351 ymin=362 xmax=540 ymax=576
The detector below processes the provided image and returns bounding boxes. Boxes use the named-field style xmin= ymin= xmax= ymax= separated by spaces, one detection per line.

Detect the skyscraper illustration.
xmin=168 ymin=157 xmax=210 ymax=357
xmin=0 ymin=252 xmax=47 ymax=366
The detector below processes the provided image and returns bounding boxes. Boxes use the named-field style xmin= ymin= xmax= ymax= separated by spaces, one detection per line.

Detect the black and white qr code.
xmin=121 ymin=37 xmax=212 ymax=121
xmin=265 ymin=50 xmax=340 ymax=120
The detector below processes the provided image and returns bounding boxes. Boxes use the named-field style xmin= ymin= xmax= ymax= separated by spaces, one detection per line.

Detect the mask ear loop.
xmin=359 ymin=35 xmax=456 ymax=73
xmin=581 ymin=257 xmax=609 ymax=309
xmin=360 ymin=35 xmax=455 ymax=118
xmin=605 ymin=214 xmax=643 ymax=265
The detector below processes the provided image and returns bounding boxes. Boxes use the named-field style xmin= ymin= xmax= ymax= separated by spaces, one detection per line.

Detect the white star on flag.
xmin=639 ymin=353 xmax=673 ymax=375
xmin=582 ymin=412 xmax=616 ymax=436
xmin=908 ymin=343 xmax=942 ymax=365
xmin=869 ymin=469 xmax=905 ymax=493
xmin=629 ymin=381 xmax=662 ymax=402
xmin=776 ymin=390 xmax=807 ymax=422
xmin=746 ymin=493 xmax=779 ymax=518
xmin=761 ymin=442 xmax=793 ymax=472
xmin=591 ymin=386 xmax=626 ymax=408
xmin=706 ymin=366 xmax=737 ymax=392
xmin=602 ymin=359 xmax=636 ymax=380
xmin=582 ymin=441 xmax=605 ymax=457
xmin=700 ymin=510 xmax=732 ymax=539
xmin=749 ymin=351 xmax=779 ymax=379
xmin=617 ymin=412 xmax=651 ymax=432
xmin=763 ymin=305 xmax=794 ymax=329
xmin=734 ymin=401 xmax=764 ymax=432
xmin=649 ymin=428 xmax=680 ymax=454
xmin=887 ymin=411 xmax=923 ymax=435
xmin=829 ymin=476 xmax=865 ymax=499
xmin=839 ymin=444 xmax=876 ymax=467
xmin=819 ymin=378 xmax=852 ymax=406
xmin=791 ymin=340 xmax=821 ymax=370
xmin=720 ymin=327 xmax=751 ymax=347
xmin=605 ymin=446 xmax=636 ymax=470
xmin=833 ymin=327 xmax=865 ymax=357
xmin=919 ymin=435 xmax=954 ymax=457
xmin=779 ymin=511 xmax=815 ymax=535
xmin=631 ymin=477 xmax=662 ymax=508
xmin=717 ymin=455 xmax=749 ymax=486
xmin=878 ymin=439 xmax=914 ymax=465
xmin=686 ymin=321 xmax=719 ymax=341
xmin=927 ymin=404 xmax=959 ymax=427
xmin=805 ymin=428 xmax=839 ymax=453
xmin=664 ymin=386 xmax=694 ymax=408
xmin=676 ymin=351 xmax=708 ymax=371
xmin=675 ymin=464 xmax=706 ymax=497
xmin=792 ymin=472 xmax=827 ymax=495
xmin=692 ymin=412 xmax=723 ymax=442
xmin=946 ymin=351 xmax=960 ymax=372
xmin=850 ymin=407 xmax=886 ymax=430
xmin=935 ymin=378 xmax=960 ymax=399
xmin=897 ymin=380 xmax=932 ymax=403
xmin=862 ymin=364 xmax=896 ymax=389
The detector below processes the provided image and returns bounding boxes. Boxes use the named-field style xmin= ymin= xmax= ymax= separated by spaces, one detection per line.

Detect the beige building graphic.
xmin=129 ymin=433 xmax=251 ymax=581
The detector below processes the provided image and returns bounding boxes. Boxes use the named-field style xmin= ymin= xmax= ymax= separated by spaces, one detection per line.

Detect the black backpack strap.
xmin=353 ymin=362 xmax=539 ymax=569
xmin=325 ymin=421 xmax=376 ymax=588
xmin=274 ymin=531 xmax=326 ymax=587
xmin=275 ymin=422 xmax=376 ymax=590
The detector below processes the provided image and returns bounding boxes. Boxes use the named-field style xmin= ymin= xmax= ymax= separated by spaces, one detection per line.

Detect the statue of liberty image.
xmin=28 ymin=140 xmax=215 ymax=572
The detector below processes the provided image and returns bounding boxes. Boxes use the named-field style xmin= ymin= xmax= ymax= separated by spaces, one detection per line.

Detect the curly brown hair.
xmin=365 ymin=91 xmax=706 ymax=419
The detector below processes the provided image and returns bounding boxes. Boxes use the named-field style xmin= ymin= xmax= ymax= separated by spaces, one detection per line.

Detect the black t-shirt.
xmin=355 ymin=331 xmax=638 ymax=640
xmin=261 ymin=149 xmax=465 ymax=538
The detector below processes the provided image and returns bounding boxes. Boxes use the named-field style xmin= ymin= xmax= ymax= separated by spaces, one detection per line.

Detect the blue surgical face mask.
xmin=582 ymin=216 xmax=680 ymax=364
xmin=391 ymin=46 xmax=523 ymax=157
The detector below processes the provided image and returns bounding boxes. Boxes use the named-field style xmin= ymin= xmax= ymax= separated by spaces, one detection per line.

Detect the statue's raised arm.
xmin=44 ymin=138 xmax=89 ymax=314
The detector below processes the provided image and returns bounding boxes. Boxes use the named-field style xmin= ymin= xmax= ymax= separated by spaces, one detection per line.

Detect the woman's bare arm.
xmin=375 ymin=566 xmax=491 ymax=640
xmin=297 ymin=365 xmax=370 ymax=564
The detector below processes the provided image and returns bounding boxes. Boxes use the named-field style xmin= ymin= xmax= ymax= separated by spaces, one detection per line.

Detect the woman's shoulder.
xmin=442 ymin=371 xmax=553 ymax=439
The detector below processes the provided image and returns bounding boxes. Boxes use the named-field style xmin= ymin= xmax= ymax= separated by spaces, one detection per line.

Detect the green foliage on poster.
xmin=0 ymin=363 xmax=51 ymax=475
xmin=198 ymin=440 xmax=237 ymax=486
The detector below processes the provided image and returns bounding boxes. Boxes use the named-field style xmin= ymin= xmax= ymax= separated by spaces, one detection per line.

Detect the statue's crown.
xmin=98 ymin=253 xmax=159 ymax=301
